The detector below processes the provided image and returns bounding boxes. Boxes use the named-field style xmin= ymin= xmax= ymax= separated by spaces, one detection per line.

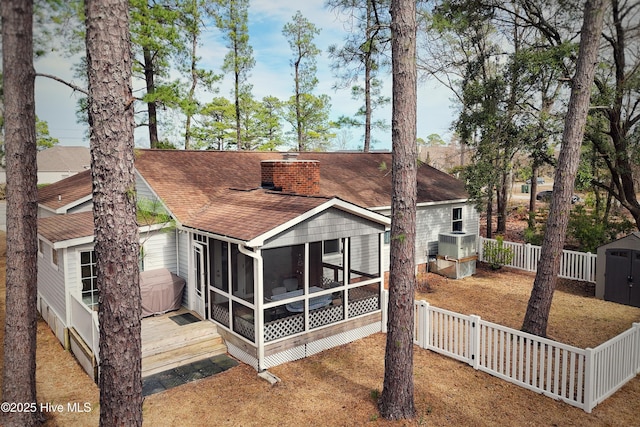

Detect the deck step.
xmin=142 ymin=321 xmax=222 ymax=358
xmin=142 ymin=338 xmax=228 ymax=377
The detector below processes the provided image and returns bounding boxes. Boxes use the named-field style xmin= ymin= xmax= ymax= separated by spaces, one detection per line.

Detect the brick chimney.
xmin=261 ymin=154 xmax=320 ymax=195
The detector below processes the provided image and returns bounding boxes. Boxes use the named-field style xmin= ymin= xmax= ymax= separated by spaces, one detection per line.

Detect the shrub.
xmin=483 ymin=235 xmax=514 ymax=270
xmin=568 ymin=205 xmax=634 ymax=252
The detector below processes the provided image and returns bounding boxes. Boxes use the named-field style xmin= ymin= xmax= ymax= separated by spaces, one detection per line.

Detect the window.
xmin=51 ymin=248 xmax=59 ymax=268
xmin=38 ymin=239 xmax=43 ymax=257
xmin=80 ymin=251 xmax=99 ymax=310
xmin=452 ymin=207 xmax=463 ymax=232
xmin=323 ymin=239 xmax=340 ymax=255
xmin=384 ymin=230 xmax=391 ymax=245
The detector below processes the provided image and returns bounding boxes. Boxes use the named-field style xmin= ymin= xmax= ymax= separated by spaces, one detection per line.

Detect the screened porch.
xmin=205 ymin=233 xmax=384 ymax=365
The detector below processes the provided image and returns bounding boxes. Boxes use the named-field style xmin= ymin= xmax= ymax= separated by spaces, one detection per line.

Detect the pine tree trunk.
xmin=522 ymin=0 xmax=606 ymax=336
xmin=379 ymin=0 xmax=417 ymax=420
xmin=143 ymin=47 xmax=159 ymax=148
xmin=85 ymin=0 xmax=143 ymax=425
xmin=1 ymin=1 xmax=42 ymax=425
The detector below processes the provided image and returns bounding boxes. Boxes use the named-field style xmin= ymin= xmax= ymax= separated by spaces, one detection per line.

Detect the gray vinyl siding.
xmin=136 ymin=173 xmax=169 ymax=216
xmin=378 ymin=202 xmax=479 ymax=272
xmin=37 ymin=242 xmax=67 ymax=324
xmin=262 ymin=208 xmax=385 ymax=250
xmin=140 ymin=229 xmax=177 ymax=273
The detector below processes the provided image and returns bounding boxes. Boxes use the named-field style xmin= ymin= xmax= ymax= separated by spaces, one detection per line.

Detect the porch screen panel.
xmin=231 ymin=244 xmax=254 ymax=304
xmin=210 ymin=292 xmax=229 ymax=328
xmin=348 ymin=283 xmax=380 ymax=318
xmin=232 ymin=301 xmax=255 ymax=342
xmin=310 ymin=290 xmax=344 ymax=329
xmin=321 ymin=238 xmax=344 ymax=285
xmin=262 ymin=244 xmax=305 ymax=301
xmin=210 ymin=238 xmax=229 ymax=293
xmin=349 ymin=234 xmax=380 ymax=284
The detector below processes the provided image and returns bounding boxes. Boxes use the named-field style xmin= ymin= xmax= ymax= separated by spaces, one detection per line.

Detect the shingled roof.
xmin=38 ymin=211 xmax=94 ymax=247
xmin=134 ymin=150 xmax=468 ymax=211
xmin=38 ymin=150 xmax=467 ymax=243
xmin=38 ymin=169 xmax=92 ymax=213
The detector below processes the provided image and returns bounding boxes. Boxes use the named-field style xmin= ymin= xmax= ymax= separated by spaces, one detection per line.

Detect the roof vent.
xmin=282 ymin=152 xmax=299 ymax=161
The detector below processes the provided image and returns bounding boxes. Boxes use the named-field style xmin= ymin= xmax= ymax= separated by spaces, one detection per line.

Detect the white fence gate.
xmin=382 ymin=291 xmax=640 ymax=413
xmin=477 ymin=237 xmax=597 ymax=283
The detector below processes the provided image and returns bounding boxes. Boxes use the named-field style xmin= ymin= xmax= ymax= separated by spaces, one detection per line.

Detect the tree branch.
xmin=35 ymin=73 xmax=88 ymax=95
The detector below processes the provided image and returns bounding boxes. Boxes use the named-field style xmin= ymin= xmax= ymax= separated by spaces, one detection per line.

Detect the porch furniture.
xmin=270 ymin=286 xmax=332 ymax=312
xmin=283 ymin=278 xmax=299 ymax=292
xmin=140 ymin=268 xmax=186 ymax=318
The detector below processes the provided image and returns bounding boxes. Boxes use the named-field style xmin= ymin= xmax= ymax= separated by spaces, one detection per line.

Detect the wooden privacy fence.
xmin=477 ymin=237 xmax=597 ymax=283
xmin=382 ymin=291 xmax=640 ymax=413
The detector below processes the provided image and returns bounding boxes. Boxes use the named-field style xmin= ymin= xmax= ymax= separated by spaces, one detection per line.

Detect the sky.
xmin=34 ymin=0 xmax=458 ymax=151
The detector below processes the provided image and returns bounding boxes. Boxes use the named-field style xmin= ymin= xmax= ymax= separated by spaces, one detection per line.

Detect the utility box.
xmin=434 ymin=232 xmax=478 ymax=279
xmin=438 ymin=232 xmax=477 ymax=259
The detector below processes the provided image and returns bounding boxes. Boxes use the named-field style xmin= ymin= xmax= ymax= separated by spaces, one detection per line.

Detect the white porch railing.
xmin=383 ymin=291 xmax=640 ymax=413
xmin=477 ymin=237 xmax=597 ymax=283
xmin=70 ymin=294 xmax=100 ymax=363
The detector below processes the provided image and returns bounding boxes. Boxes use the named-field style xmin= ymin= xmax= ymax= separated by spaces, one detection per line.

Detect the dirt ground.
xmin=2 ymin=231 xmax=640 ymax=426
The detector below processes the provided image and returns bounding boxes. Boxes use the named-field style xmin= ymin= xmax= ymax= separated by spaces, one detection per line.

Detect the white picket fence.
xmin=477 ymin=237 xmax=597 ymax=283
xmin=381 ymin=291 xmax=640 ymax=413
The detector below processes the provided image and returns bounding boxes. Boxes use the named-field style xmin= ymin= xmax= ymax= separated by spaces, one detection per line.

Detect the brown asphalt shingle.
xmin=38 ymin=211 xmax=94 ymax=244
xmin=38 ymin=150 xmax=468 ymax=244
xmin=38 ymin=169 xmax=92 ymax=212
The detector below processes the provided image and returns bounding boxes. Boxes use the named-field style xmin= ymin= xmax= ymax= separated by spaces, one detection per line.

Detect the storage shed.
xmin=596 ymin=232 xmax=640 ymax=308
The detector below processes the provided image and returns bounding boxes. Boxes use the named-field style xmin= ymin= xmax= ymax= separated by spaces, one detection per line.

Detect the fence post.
xmin=478 ymin=237 xmax=484 ymax=262
xmin=381 ymin=289 xmax=388 ymax=333
xmin=470 ymin=314 xmax=481 ymax=369
xmin=584 ymin=347 xmax=595 ymax=413
xmin=423 ymin=301 xmax=430 ymax=349
xmin=634 ymin=323 xmax=640 ymax=375
xmin=525 ymin=243 xmax=531 ymax=272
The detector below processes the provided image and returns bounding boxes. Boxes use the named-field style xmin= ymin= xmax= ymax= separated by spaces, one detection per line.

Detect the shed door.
xmin=631 ymin=251 xmax=640 ymax=307
xmin=605 ymin=249 xmax=640 ymax=308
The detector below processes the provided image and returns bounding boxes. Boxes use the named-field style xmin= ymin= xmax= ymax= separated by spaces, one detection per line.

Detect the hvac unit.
xmin=438 ymin=232 xmax=477 ymax=259
xmin=431 ymin=232 xmax=477 ymax=279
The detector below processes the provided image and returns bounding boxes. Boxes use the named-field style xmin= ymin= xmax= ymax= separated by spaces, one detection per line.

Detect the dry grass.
xmin=1 ymin=230 xmax=639 ymax=426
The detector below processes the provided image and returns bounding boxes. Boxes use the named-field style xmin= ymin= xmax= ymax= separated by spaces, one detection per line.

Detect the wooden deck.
xmin=141 ymin=308 xmax=227 ymax=377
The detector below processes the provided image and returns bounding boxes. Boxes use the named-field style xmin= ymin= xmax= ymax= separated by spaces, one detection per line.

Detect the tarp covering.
xmin=140 ymin=268 xmax=185 ymax=317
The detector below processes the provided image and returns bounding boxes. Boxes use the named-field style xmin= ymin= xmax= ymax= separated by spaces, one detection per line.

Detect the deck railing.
xmin=70 ymin=294 xmax=100 ymax=362
xmin=477 ymin=237 xmax=597 ymax=283
xmin=383 ymin=290 xmax=640 ymax=413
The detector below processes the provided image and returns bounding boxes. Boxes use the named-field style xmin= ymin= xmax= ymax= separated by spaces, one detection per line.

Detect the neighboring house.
xmin=37 ymin=146 xmax=91 ymax=184
xmin=36 ymin=150 xmax=478 ymax=375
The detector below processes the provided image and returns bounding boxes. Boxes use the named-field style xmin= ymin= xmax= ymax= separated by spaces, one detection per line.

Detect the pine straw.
xmin=1 ymin=230 xmax=639 ymax=425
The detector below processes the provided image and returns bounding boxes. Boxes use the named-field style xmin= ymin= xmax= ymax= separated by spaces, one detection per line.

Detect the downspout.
xmin=237 ymin=244 xmax=265 ymax=370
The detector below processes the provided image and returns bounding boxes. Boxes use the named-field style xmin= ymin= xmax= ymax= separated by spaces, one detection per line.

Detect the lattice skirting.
xmin=226 ymin=342 xmax=258 ymax=371
xmin=212 ymin=304 xmax=229 ymax=327
xmin=263 ymin=322 xmax=382 ymax=369
xmin=234 ymin=316 xmax=255 ymax=341
xmin=349 ymin=296 xmax=379 ymax=318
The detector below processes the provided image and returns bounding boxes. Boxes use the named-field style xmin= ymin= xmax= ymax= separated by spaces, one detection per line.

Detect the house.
xmin=36 ymin=150 xmax=478 ymax=377
xmin=37 ymin=146 xmax=91 ymax=184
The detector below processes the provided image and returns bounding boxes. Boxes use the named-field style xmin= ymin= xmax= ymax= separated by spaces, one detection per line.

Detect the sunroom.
xmin=189 ymin=198 xmax=390 ymax=371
